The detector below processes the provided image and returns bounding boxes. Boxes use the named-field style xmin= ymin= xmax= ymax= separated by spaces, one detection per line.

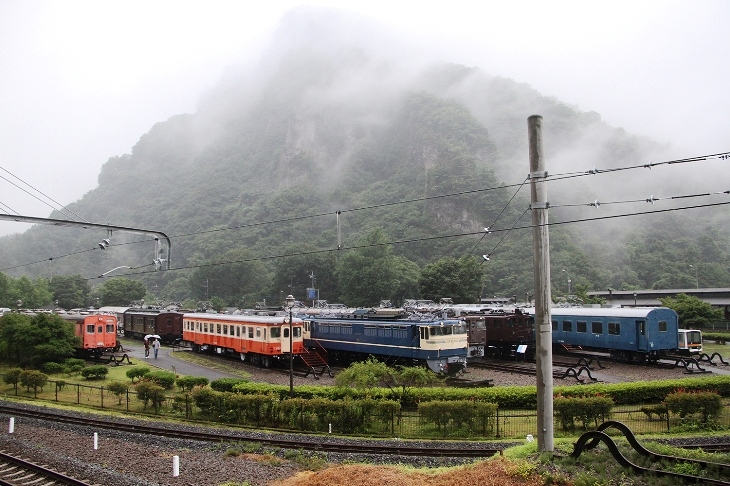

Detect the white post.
xmin=328 ymin=423 xmax=332 ymax=434
xmin=173 ymin=455 xmax=180 ymax=477
xmin=93 ymin=432 xmax=98 ymax=450
xmin=8 ymin=417 xmax=14 ymax=434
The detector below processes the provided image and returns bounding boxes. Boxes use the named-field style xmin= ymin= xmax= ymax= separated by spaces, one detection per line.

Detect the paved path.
xmin=119 ymin=339 xmax=244 ymax=381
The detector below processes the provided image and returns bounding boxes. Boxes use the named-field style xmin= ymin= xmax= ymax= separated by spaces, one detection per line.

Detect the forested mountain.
xmin=0 ymin=7 xmax=727 ymax=308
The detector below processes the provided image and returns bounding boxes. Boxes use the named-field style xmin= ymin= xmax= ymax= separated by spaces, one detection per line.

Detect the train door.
xmin=282 ymin=320 xmax=292 ymax=353
xmin=636 ymin=320 xmax=648 ymax=351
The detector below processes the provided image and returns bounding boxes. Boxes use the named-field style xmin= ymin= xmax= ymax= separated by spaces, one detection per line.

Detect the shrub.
xmin=19 ymin=370 xmax=48 ymax=394
xmin=665 ymin=389 xmax=723 ymax=422
xmin=176 ymin=375 xmax=209 ymax=392
xmin=211 ymin=377 xmax=249 ymax=393
xmin=143 ymin=370 xmax=176 ymax=390
xmin=43 ymin=362 xmax=64 ymax=374
xmin=125 ymin=366 xmax=150 ymax=383
xmin=106 ymin=381 xmax=130 ymax=405
xmin=80 ymin=365 xmax=109 ymax=380
xmin=554 ymin=395 xmax=613 ymax=431
xmin=3 ymin=367 xmax=23 ymax=392
xmin=135 ymin=381 xmax=166 ymax=411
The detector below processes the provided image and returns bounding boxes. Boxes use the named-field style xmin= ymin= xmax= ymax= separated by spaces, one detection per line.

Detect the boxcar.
xmin=182 ymin=313 xmax=304 ymax=367
xmin=463 ymin=308 xmax=535 ymax=360
xmin=122 ymin=308 xmax=183 ymax=344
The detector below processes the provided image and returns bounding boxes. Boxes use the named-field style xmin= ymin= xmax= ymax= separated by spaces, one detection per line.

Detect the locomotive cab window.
xmin=591 ymin=321 xmax=602 ymax=334
xmin=97 ymin=326 xmax=103 ymax=333
xmin=86 ymin=324 xmax=94 ymax=333
xmin=106 ymin=324 xmax=115 ymax=333
xmin=658 ymin=321 xmax=668 ymax=332
xmin=293 ymin=327 xmax=301 ymax=337
xmin=270 ymin=327 xmax=280 ymax=338
xmin=608 ymin=322 xmax=620 ymax=335
xmin=576 ymin=321 xmax=587 ymax=333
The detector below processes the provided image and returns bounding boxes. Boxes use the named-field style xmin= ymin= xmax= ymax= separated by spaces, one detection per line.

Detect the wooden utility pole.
xmin=528 ymin=115 xmax=554 ymax=453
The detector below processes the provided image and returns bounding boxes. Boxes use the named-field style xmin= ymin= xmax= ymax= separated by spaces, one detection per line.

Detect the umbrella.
xmin=144 ymin=334 xmax=161 ymax=341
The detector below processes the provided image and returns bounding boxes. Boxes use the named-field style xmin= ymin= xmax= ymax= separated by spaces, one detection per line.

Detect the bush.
xmin=176 ymin=375 xmax=209 ymax=392
xmin=106 ymin=381 xmax=130 ymax=405
xmin=211 ymin=377 xmax=249 ymax=393
xmin=554 ymin=395 xmax=613 ymax=431
xmin=665 ymin=390 xmax=723 ymax=422
xmin=135 ymin=381 xmax=166 ymax=411
xmin=80 ymin=365 xmax=109 ymax=380
xmin=143 ymin=370 xmax=176 ymax=390
xmin=125 ymin=366 xmax=150 ymax=383
xmin=19 ymin=370 xmax=48 ymax=393
xmin=43 ymin=362 xmax=64 ymax=374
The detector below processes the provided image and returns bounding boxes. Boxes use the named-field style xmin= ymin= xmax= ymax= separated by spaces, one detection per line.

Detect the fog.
xmin=1 ymin=0 xmax=728 ymax=237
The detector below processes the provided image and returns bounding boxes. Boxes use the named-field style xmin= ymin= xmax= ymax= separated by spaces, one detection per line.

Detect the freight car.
xmin=122 ymin=308 xmax=183 ymax=344
xmin=60 ymin=312 xmax=120 ymax=357
xmin=182 ymin=312 xmax=305 ymax=367
xmin=460 ymin=308 xmax=535 ymax=360
xmin=301 ymin=309 xmax=468 ymax=375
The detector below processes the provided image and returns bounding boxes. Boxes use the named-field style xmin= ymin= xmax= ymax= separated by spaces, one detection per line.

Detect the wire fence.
xmin=2 ymin=379 xmax=729 ymax=440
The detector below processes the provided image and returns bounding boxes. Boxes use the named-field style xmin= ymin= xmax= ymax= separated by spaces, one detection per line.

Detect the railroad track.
xmin=470 ymin=359 xmax=600 ymax=382
xmin=0 ymin=404 xmax=500 ymax=459
xmin=0 ymin=450 xmax=91 ymax=486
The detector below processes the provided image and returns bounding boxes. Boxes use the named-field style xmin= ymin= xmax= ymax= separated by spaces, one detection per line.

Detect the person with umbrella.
xmin=144 ymin=338 xmax=150 ymax=358
xmin=152 ymin=338 xmax=161 ymax=359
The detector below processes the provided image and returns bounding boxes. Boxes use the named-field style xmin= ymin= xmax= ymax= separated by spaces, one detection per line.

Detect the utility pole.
xmin=528 ymin=115 xmax=554 ymax=453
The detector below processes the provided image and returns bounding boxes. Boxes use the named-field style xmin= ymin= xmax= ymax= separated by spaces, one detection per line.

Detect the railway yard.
xmin=0 ymin=341 xmax=727 ymax=485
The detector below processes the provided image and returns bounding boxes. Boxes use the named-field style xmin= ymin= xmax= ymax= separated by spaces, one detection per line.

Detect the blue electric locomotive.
xmin=548 ymin=307 xmax=679 ymax=362
xmin=302 ymin=312 xmax=468 ymax=375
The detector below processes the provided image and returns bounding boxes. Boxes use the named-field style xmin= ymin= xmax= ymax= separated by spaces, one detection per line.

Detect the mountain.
xmin=1 ymin=7 xmax=727 ymax=305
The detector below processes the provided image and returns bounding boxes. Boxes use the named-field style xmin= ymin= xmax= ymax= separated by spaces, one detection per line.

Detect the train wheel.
xmin=192 ymin=344 xmax=200 ymax=353
xmin=261 ymin=356 xmax=271 ymax=368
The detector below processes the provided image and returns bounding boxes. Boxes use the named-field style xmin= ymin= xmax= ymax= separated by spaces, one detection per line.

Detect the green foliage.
xmin=418 ymin=400 xmax=498 ymax=436
xmin=176 ymin=375 xmax=209 ymax=392
xmin=419 ymin=256 xmax=484 ymax=303
xmin=49 ymin=275 xmax=91 ymax=309
xmin=3 ymin=367 xmax=23 ymax=391
xmin=19 ymin=369 xmax=48 ymax=393
xmin=42 ymin=362 xmax=64 ymax=374
xmin=660 ymin=293 xmax=723 ymax=328
xmin=80 ymin=365 xmax=109 ymax=380
xmin=99 ymin=277 xmax=146 ymax=306
xmin=142 ymin=370 xmax=177 ymax=390
xmin=664 ymin=389 xmax=723 ymax=422
xmin=135 ymin=381 xmax=166 ymax=410
xmin=0 ymin=312 xmax=78 ymax=366
xmin=554 ymin=395 xmax=613 ymax=431
xmin=106 ymin=381 xmax=130 ymax=404
xmin=210 ymin=377 xmax=249 ymax=393
xmin=125 ymin=365 xmax=150 ymax=383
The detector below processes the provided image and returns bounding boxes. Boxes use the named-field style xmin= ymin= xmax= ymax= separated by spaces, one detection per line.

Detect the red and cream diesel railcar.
xmin=182 ymin=313 xmax=304 ymax=367
xmin=60 ymin=313 xmax=120 ymax=357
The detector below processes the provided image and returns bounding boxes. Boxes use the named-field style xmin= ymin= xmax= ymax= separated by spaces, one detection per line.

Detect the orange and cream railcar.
xmin=182 ymin=313 xmax=305 ymax=367
xmin=60 ymin=313 xmax=120 ymax=357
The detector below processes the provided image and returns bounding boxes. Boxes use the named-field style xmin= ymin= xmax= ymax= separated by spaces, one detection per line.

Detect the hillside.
xmin=0 ymin=7 xmax=727 ymax=306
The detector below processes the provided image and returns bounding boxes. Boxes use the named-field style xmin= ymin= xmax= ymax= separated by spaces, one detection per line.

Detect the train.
xmin=452 ymin=305 xmax=701 ymax=363
xmin=182 ymin=312 xmax=304 ymax=367
xmin=59 ymin=312 xmax=121 ymax=357
xmin=301 ymin=308 xmax=469 ymax=375
xmin=121 ymin=308 xmax=184 ymax=344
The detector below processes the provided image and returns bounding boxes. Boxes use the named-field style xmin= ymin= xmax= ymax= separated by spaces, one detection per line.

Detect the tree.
xmin=659 ymin=293 xmax=723 ymax=328
xmin=419 ymin=256 xmax=483 ymax=303
xmin=99 ymin=277 xmax=146 ymax=306
xmin=335 ymin=229 xmax=402 ymax=307
xmin=189 ymin=248 xmax=271 ymax=305
xmin=0 ymin=312 xmax=79 ymax=366
xmin=49 ymin=275 xmax=91 ymax=309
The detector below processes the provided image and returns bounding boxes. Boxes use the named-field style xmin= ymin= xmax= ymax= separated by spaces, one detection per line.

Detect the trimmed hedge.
xmin=229 ymin=376 xmax=730 ymax=408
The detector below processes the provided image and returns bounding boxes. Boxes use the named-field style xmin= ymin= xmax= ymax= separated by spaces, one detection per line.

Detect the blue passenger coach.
xmin=550 ymin=307 xmax=679 ymax=362
xmin=302 ymin=314 xmax=468 ymax=375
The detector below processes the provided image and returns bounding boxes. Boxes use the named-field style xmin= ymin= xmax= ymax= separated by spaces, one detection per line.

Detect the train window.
xmin=576 ymin=321 xmax=587 ymax=333
xmin=217 ymin=324 xmax=222 ymax=334
xmin=365 ymin=325 xmax=377 ymax=336
xmin=270 ymin=327 xmax=280 ymax=338
xmin=204 ymin=323 xmax=208 ymax=333
xmin=86 ymin=324 xmax=94 ymax=333
xmin=453 ymin=323 xmax=466 ymax=334
xmin=248 ymin=327 xmax=254 ymax=338
xmin=562 ymin=321 xmax=572 ymax=332
xmin=97 ymin=326 xmax=103 ymax=333
xmin=106 ymin=324 xmax=115 ymax=333
xmin=420 ymin=327 xmax=427 ymax=339
xmin=552 ymin=320 xmax=557 ymax=331
xmin=283 ymin=327 xmax=290 ymax=338
xmin=230 ymin=326 xmax=235 ymax=336
xmin=293 ymin=327 xmax=301 ymax=337
xmin=263 ymin=329 xmax=267 ymax=340
xmin=236 ymin=326 xmax=240 ymax=337
xmin=223 ymin=325 xmax=228 ymax=335
xmin=592 ymin=321 xmax=602 ymax=334
xmin=637 ymin=321 xmax=645 ymax=335
xmin=608 ymin=322 xmax=620 ymax=335
xmin=341 ymin=324 xmax=352 ymax=335
xmin=256 ymin=328 xmax=261 ymax=338
xmin=658 ymin=321 xmax=668 ymax=332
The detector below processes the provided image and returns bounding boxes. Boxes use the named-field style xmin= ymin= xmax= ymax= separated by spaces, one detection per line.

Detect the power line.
xmin=84 ymin=199 xmax=730 ymax=281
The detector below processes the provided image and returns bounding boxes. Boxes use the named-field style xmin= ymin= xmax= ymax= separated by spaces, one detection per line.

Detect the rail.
xmin=572 ymin=421 xmax=730 ymax=485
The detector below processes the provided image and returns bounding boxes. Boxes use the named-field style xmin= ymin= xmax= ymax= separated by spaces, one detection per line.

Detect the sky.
xmin=0 ymin=0 xmax=728 ymax=237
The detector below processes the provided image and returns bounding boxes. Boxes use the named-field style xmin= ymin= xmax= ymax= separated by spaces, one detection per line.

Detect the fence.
xmin=2 ymin=379 xmax=729 ymax=440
